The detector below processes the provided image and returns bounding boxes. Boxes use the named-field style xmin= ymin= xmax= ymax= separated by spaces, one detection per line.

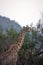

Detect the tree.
xmin=6 ymin=26 xmax=19 ymax=44
xmin=0 ymin=26 xmax=19 ymax=54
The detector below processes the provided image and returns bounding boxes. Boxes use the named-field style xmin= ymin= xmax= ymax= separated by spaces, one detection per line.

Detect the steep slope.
xmin=0 ymin=15 xmax=21 ymax=33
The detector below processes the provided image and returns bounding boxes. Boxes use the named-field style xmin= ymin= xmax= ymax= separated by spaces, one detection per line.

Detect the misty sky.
xmin=0 ymin=0 xmax=43 ymax=26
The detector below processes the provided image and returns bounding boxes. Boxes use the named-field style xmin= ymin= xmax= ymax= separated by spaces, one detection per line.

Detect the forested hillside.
xmin=0 ymin=16 xmax=43 ymax=65
xmin=0 ymin=15 xmax=21 ymax=33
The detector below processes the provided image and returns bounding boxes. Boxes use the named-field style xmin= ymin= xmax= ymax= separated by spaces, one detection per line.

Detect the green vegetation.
xmin=0 ymin=27 xmax=19 ymax=53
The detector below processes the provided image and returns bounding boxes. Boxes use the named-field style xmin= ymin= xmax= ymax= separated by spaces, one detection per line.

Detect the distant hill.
xmin=0 ymin=15 xmax=22 ymax=33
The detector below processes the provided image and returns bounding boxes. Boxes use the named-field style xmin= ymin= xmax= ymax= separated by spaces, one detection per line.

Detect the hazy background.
xmin=0 ymin=0 xmax=43 ymax=26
